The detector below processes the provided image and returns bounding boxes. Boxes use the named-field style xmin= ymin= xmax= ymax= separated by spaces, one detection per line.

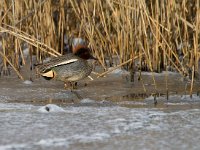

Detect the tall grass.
xmin=0 ymin=0 xmax=199 ymax=84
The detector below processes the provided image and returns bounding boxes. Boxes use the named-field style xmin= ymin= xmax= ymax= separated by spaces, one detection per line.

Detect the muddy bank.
xmin=0 ymin=68 xmax=200 ymax=109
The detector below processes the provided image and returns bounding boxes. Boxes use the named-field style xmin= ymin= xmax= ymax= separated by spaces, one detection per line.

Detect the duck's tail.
xmin=34 ymin=63 xmax=54 ymax=80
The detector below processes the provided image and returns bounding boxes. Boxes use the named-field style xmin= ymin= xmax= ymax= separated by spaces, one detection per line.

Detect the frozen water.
xmin=0 ymin=101 xmax=200 ymax=150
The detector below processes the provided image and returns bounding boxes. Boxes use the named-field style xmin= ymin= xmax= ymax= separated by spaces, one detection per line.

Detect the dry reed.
xmin=0 ymin=0 xmax=199 ymax=92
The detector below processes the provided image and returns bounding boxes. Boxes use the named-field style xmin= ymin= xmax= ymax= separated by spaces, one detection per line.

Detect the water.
xmin=0 ymin=98 xmax=200 ymax=150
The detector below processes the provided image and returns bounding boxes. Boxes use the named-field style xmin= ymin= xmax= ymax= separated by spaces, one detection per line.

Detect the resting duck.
xmin=36 ymin=45 xmax=95 ymax=89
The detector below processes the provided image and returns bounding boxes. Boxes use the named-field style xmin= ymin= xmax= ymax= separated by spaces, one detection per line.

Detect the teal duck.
xmin=36 ymin=45 xmax=95 ymax=88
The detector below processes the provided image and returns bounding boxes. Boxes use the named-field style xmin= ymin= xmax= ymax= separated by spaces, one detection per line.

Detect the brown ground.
xmin=0 ymin=66 xmax=200 ymax=110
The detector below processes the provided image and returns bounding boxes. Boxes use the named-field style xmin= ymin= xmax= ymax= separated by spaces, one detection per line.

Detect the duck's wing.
xmin=36 ymin=54 xmax=79 ymax=73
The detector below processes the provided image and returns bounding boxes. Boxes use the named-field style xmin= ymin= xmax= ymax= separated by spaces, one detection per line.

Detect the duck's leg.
xmin=64 ymin=81 xmax=78 ymax=90
xmin=71 ymin=82 xmax=78 ymax=89
xmin=64 ymin=82 xmax=71 ymax=89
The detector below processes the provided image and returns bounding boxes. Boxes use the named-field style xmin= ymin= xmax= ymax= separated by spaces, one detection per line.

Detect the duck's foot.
xmin=64 ymin=82 xmax=70 ymax=89
xmin=71 ymin=82 xmax=78 ymax=89
xmin=64 ymin=82 xmax=78 ymax=90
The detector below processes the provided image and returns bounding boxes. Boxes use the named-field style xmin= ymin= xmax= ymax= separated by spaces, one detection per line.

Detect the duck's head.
xmin=73 ymin=45 xmax=96 ymax=60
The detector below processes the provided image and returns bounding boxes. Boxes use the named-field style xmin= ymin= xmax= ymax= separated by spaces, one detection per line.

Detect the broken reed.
xmin=0 ymin=1 xmax=199 ymax=82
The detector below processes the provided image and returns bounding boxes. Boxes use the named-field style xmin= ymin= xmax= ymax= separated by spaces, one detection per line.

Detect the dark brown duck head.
xmin=73 ymin=45 xmax=97 ymax=60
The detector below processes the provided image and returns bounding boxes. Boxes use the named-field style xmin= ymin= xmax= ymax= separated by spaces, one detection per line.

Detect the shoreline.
xmin=0 ymin=69 xmax=200 ymax=110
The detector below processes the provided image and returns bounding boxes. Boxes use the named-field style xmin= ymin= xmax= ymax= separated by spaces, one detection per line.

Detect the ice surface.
xmin=0 ymin=102 xmax=200 ymax=150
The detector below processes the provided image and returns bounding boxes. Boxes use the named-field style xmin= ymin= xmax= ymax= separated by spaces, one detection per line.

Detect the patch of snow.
xmin=117 ymin=101 xmax=147 ymax=105
xmin=181 ymin=94 xmax=200 ymax=101
xmin=23 ymin=47 xmax=29 ymax=57
xmin=80 ymin=98 xmax=96 ymax=103
xmin=144 ymin=94 xmax=200 ymax=102
xmin=137 ymin=71 xmax=179 ymax=76
xmin=72 ymin=132 xmax=111 ymax=143
xmin=43 ymin=57 xmax=51 ymax=63
xmin=36 ymin=133 xmax=110 ymax=147
xmin=99 ymin=100 xmax=112 ymax=104
xmin=37 ymin=104 xmax=66 ymax=113
xmin=144 ymin=95 xmax=155 ymax=101
xmin=72 ymin=38 xmax=86 ymax=46
xmin=108 ymin=68 xmax=130 ymax=75
xmin=23 ymin=80 xmax=33 ymax=85
xmin=164 ymin=94 xmax=200 ymax=101
xmin=165 ymin=102 xmax=190 ymax=105
xmin=177 ymin=43 xmax=183 ymax=51
xmin=0 ymin=143 xmax=27 ymax=150
xmin=37 ymin=138 xmax=69 ymax=147
xmin=64 ymin=35 xmax=69 ymax=44
xmin=0 ymin=95 xmax=11 ymax=102
xmin=0 ymin=103 xmax=34 ymax=110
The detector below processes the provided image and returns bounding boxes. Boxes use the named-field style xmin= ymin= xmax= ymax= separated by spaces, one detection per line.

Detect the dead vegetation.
xmin=0 ymin=0 xmax=199 ymax=87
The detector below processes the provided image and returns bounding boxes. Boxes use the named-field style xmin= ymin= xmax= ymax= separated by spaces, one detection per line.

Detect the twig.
xmin=97 ymin=53 xmax=144 ymax=78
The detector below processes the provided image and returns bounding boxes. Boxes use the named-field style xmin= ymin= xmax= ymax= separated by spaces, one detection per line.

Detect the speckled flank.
xmin=36 ymin=53 xmax=93 ymax=82
xmin=52 ymin=58 xmax=92 ymax=82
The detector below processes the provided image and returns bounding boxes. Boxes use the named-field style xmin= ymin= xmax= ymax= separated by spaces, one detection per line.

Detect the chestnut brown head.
xmin=73 ymin=45 xmax=96 ymax=60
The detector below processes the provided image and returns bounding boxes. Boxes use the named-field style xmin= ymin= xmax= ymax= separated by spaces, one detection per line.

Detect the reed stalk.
xmin=0 ymin=0 xmax=199 ymax=94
